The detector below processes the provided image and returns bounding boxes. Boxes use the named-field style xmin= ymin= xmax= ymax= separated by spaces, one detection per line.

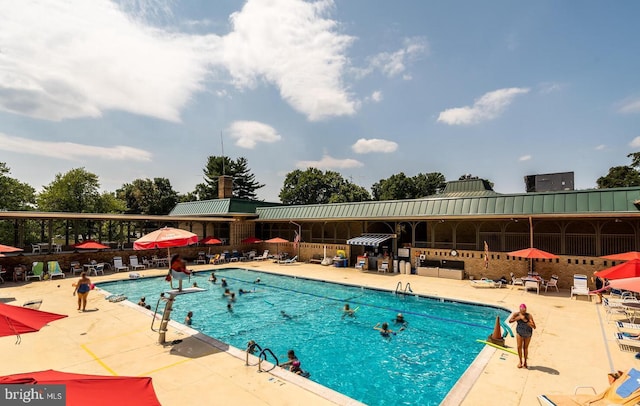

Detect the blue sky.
xmin=1 ymin=0 xmax=639 ymax=202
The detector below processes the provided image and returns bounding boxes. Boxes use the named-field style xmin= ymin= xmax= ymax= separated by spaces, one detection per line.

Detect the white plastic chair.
xmin=129 ymin=256 xmax=146 ymax=270
xmin=544 ymin=276 xmax=559 ymax=293
xmin=510 ymin=272 xmax=524 ymax=286
xmin=113 ymin=257 xmax=129 ymax=272
xmin=571 ymin=274 xmax=590 ymax=299
xmin=524 ymin=280 xmax=539 ymax=294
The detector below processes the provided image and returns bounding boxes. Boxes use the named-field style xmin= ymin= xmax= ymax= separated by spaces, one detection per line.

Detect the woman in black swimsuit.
xmin=508 ymin=303 xmax=536 ymax=369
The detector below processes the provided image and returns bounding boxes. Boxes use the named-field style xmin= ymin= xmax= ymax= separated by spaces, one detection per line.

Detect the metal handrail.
xmin=150 ymin=293 xmax=169 ymax=332
xmin=395 ymin=281 xmax=402 ymax=295
xmin=404 ymin=283 xmax=413 ymax=294
xmin=258 ymin=348 xmax=279 ymax=372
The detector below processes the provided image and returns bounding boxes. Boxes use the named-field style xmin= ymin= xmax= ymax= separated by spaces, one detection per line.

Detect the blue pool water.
xmin=100 ymin=269 xmax=509 ymax=405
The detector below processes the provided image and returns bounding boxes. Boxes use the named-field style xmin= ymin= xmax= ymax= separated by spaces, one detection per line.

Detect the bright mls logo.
xmin=1 ymin=385 xmax=65 ymax=405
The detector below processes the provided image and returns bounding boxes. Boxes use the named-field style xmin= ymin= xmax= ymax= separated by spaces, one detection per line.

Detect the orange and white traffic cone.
xmin=488 ymin=316 xmax=505 ymax=346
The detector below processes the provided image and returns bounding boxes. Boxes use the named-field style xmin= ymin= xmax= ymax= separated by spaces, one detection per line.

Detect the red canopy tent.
xmin=0 ymin=370 xmax=161 ymax=406
xmin=0 ymin=302 xmax=67 ymax=343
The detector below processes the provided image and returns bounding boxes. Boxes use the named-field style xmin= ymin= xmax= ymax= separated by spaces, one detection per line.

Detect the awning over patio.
xmin=346 ymin=233 xmax=395 ymax=246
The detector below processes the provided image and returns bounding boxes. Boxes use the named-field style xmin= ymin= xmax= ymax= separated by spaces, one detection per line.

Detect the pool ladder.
xmin=246 ymin=341 xmax=279 ymax=372
xmin=395 ymin=281 xmax=413 ymax=295
xmin=150 ymin=293 xmax=174 ymax=344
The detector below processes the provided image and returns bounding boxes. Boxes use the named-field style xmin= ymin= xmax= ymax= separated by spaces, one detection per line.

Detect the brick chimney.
xmin=218 ymin=175 xmax=233 ymax=199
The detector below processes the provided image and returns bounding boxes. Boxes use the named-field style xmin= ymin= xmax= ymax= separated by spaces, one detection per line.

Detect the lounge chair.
xmin=538 ymin=368 xmax=640 ymax=405
xmin=69 ymin=261 xmax=82 ymax=276
xmin=31 ymin=244 xmax=41 ymax=254
xmin=113 ymin=257 xmax=129 ymax=272
xmin=209 ymin=254 xmax=220 ymax=264
xmin=378 ymin=261 xmax=389 ymax=273
xmin=570 ymin=274 xmax=590 ymax=299
xmin=230 ymin=251 xmax=241 ymax=262
xmin=47 ymin=261 xmax=66 ymax=280
xmin=470 ymin=279 xmax=502 ymax=288
xmin=279 ymin=256 xmax=298 ymax=265
xmin=194 ymin=252 xmax=206 ymax=265
xmin=355 ymin=259 xmax=366 ymax=270
xmin=615 ymin=332 xmax=640 ymax=353
xmin=524 ymin=280 xmax=540 ymax=294
xmin=88 ymin=263 xmax=105 ymax=276
xmin=616 ymin=321 xmax=640 ymax=332
xmin=254 ymin=250 xmax=269 ymax=261
xmin=26 ymin=262 xmax=44 ymax=281
xmin=544 ymin=275 xmax=559 ymax=293
xmin=129 ymin=256 xmax=146 ymax=270
xmin=214 ymin=253 xmax=227 ymax=264
xmin=510 ymin=272 xmax=524 ymax=286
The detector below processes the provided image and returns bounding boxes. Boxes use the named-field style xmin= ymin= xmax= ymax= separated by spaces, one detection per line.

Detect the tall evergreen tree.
xmin=194 ymin=156 xmax=264 ymax=200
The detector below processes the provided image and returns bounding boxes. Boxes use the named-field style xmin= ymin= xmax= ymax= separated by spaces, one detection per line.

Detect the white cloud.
xmin=618 ymin=98 xmax=640 ymax=114
xmin=630 ymin=137 xmax=640 ymax=148
xmin=0 ymin=0 xmax=215 ymax=122
xmin=538 ymin=82 xmax=564 ymax=94
xmin=0 ymin=0 xmax=358 ymax=123
xmin=371 ymin=91 xmax=383 ymax=103
xmin=367 ymin=37 xmax=427 ymax=78
xmin=0 ymin=132 xmax=152 ymax=161
xmin=227 ymin=120 xmax=282 ymax=149
xmin=352 ymin=138 xmax=397 ymax=154
xmin=296 ymin=154 xmax=363 ymax=169
xmin=221 ymin=0 xmax=357 ymax=121
xmin=437 ymin=87 xmax=530 ymax=125
xmin=595 ymin=144 xmax=606 ymax=150
xmin=518 ymin=155 xmax=532 ymax=161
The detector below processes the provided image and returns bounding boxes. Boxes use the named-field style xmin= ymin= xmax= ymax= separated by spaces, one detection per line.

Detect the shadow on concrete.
xmin=0 ymin=297 xmax=17 ymax=303
xmin=528 ymin=365 xmax=560 ymax=375
xmin=168 ymin=335 xmax=229 ymax=359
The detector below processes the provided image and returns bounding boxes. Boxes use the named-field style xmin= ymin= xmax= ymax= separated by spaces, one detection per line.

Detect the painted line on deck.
xmin=81 ymin=344 xmax=118 ymax=376
xmin=595 ymin=302 xmax=615 ymax=372
xmin=138 ymin=358 xmax=192 ymax=377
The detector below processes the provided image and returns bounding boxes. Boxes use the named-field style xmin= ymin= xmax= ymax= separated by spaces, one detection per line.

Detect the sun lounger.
xmin=278 ymin=256 xmax=298 ymax=265
xmin=47 ymin=261 xmax=66 ymax=280
xmin=616 ymin=321 xmax=640 ymax=332
xmin=538 ymin=368 xmax=640 ymax=405
xmin=470 ymin=279 xmax=502 ymax=288
xmin=615 ymin=332 xmax=640 ymax=352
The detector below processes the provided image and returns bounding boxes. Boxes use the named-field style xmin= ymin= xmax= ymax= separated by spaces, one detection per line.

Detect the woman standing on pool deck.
xmin=508 ymin=303 xmax=536 ymax=368
xmin=73 ymin=272 xmax=92 ymax=311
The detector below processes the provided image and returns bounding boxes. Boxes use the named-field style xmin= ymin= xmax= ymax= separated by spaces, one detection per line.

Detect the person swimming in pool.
xmin=222 ymin=288 xmax=231 ymax=297
xmin=221 ymin=278 xmax=228 ymax=288
xmin=280 ymin=310 xmax=294 ymax=320
xmin=374 ymin=322 xmax=396 ymax=337
xmin=393 ymin=313 xmax=407 ymax=330
xmin=342 ymin=303 xmax=356 ymax=319
xmin=280 ymin=349 xmax=305 ymax=375
xmin=209 ymin=272 xmax=217 ymax=283
xmin=239 ymin=288 xmax=256 ymax=295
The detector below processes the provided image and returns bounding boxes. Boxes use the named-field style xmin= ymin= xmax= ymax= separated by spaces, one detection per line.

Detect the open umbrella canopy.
xmin=0 ymin=302 xmax=67 ymax=338
xmin=608 ymin=277 xmax=640 ymax=293
xmin=595 ymin=259 xmax=640 ymax=280
xmin=601 ymin=251 xmax=640 ymax=261
xmin=200 ymin=236 xmax=222 ymax=245
xmin=265 ymin=237 xmax=288 ymax=244
xmin=134 ymin=227 xmax=198 ymax=250
xmin=507 ymin=248 xmax=559 ymax=259
xmin=241 ymin=237 xmax=262 ymax=244
xmin=0 ymin=244 xmax=23 ymax=254
xmin=0 ymin=370 xmax=161 ymax=406
xmin=73 ymin=240 xmax=110 ymax=250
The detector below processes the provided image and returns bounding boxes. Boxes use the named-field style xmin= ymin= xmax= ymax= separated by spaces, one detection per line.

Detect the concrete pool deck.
xmin=0 ymin=262 xmax=634 ymax=405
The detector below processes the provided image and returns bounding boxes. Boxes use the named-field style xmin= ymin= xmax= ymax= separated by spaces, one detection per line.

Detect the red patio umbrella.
xmin=73 ymin=240 xmax=110 ymax=250
xmin=133 ymin=227 xmax=198 ymax=250
xmin=265 ymin=237 xmax=288 ymax=259
xmin=601 ymin=251 xmax=640 ymax=261
xmin=200 ymin=236 xmax=222 ymax=245
xmin=595 ymin=259 xmax=640 ymax=280
xmin=0 ymin=302 xmax=67 ymax=343
xmin=0 ymin=370 xmax=161 ymax=406
xmin=507 ymin=248 xmax=559 ymax=259
xmin=608 ymin=277 xmax=640 ymax=293
xmin=241 ymin=237 xmax=262 ymax=244
xmin=0 ymin=243 xmax=23 ymax=258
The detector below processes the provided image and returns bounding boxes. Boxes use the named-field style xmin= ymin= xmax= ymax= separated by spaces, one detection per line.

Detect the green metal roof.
xmin=169 ymin=198 xmax=279 ymax=217
xmin=440 ymin=179 xmax=496 ymax=196
xmin=255 ymin=187 xmax=640 ymax=221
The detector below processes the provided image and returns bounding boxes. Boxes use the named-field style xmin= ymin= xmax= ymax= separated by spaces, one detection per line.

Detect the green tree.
xmin=116 ymin=178 xmax=178 ymax=215
xmin=0 ymin=162 xmax=36 ymax=210
xmin=194 ymin=156 xmax=264 ymax=200
xmin=37 ymin=168 xmax=101 ymax=212
xmin=597 ymin=153 xmax=640 ymax=188
xmin=372 ymin=172 xmax=446 ymax=200
xmin=279 ymin=168 xmax=371 ymax=205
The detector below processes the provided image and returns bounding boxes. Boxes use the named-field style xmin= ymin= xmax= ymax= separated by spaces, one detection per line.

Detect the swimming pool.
xmin=101 ymin=269 xmax=509 ymax=405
